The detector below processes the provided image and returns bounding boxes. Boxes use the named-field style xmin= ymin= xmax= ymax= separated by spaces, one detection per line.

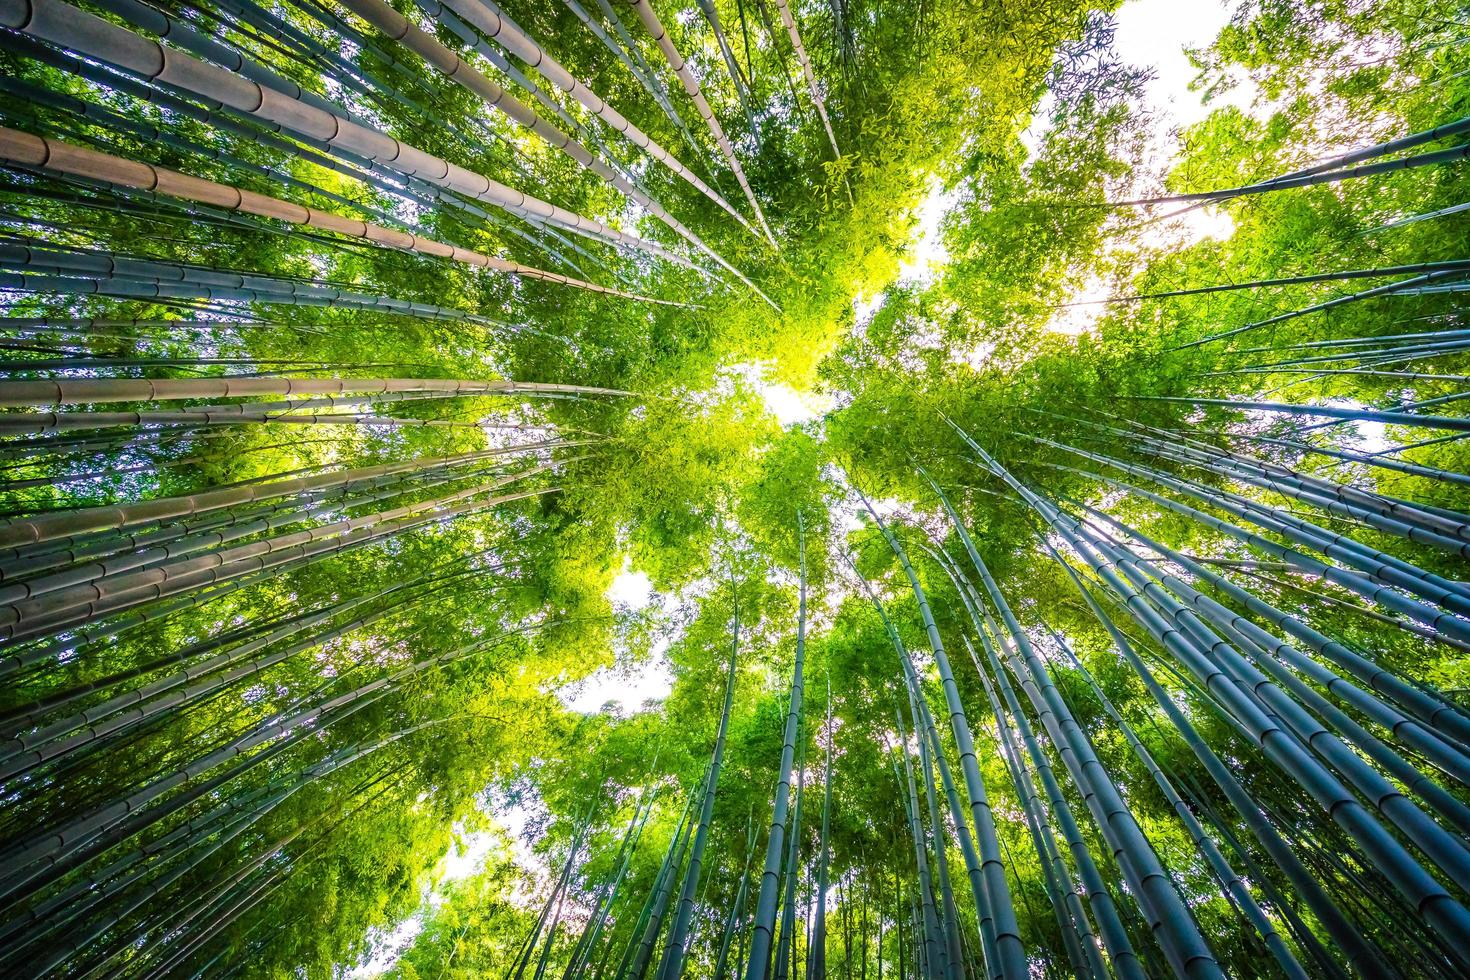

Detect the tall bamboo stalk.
xmin=746 ymin=517 xmax=808 ymax=980
xmin=957 ymin=425 xmax=1470 ymax=968
xmin=812 ymin=675 xmax=834 ymax=980
xmin=0 ymin=126 xmax=680 ymax=305
xmin=656 ymin=579 xmax=742 ymax=980
xmin=336 ymin=0 xmax=773 ymax=306
xmin=626 ymin=0 xmax=776 ymax=245
xmin=0 ymin=0 xmax=693 ymax=267
xmin=857 ymin=490 xmax=1028 ymax=980
xmin=770 ymin=0 xmax=839 ymax=156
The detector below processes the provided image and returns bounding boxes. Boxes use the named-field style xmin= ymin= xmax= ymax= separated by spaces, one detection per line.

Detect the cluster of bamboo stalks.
xmin=0 ymin=0 xmax=1467 ymax=975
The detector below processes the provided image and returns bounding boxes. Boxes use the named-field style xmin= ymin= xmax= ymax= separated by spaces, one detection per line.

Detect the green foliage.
xmin=2 ymin=0 xmax=1469 ymax=977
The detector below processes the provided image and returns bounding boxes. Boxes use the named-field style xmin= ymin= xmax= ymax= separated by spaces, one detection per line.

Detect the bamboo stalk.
xmin=771 ymin=0 xmax=840 ymax=157
xmin=746 ymin=517 xmax=808 ymax=980
xmin=0 ymin=126 xmax=685 ymax=306
xmin=627 ymin=0 xmax=776 ymax=246
xmin=960 ymin=428 xmax=1470 ymax=966
xmin=337 ymin=0 xmax=772 ymax=305
xmin=0 ymin=0 xmax=693 ymax=267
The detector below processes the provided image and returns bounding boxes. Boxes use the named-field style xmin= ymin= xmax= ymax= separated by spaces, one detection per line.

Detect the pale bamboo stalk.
xmin=0 ymin=242 xmax=516 ymax=325
xmin=169 ymin=389 xmax=466 ymax=417
xmin=0 ymin=374 xmax=630 ymax=409
xmin=0 ymin=0 xmax=693 ymax=267
xmin=0 ymin=409 xmax=490 ymax=435
xmin=771 ymin=0 xmax=839 ymax=156
xmin=0 ymin=451 xmax=534 ymax=589
xmin=695 ymin=0 xmax=758 ymax=127
xmin=0 ymin=399 xmax=466 ymax=440
xmin=0 ymin=566 xmax=285 ymax=679
xmin=562 ymin=0 xmax=698 ymax=150
xmin=336 ymin=0 xmax=773 ymax=305
xmin=0 ymin=126 xmax=685 ymax=306
xmin=90 ymin=0 xmax=341 ymax=115
xmin=432 ymin=0 xmax=757 ymax=238
xmin=627 ymin=0 xmax=776 ymax=245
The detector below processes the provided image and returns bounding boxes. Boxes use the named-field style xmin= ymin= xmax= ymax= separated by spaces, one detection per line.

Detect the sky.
xmin=1111 ymin=0 xmax=1245 ymax=131
xmin=1040 ymin=0 xmax=1255 ymax=336
xmin=724 ymin=360 xmax=836 ymax=427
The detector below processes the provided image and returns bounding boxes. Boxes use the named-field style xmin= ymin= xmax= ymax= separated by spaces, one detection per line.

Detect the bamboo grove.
xmin=0 ymin=0 xmax=1467 ymax=977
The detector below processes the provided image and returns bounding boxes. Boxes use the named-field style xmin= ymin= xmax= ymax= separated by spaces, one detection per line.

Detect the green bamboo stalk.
xmin=812 ymin=676 xmax=834 ymax=980
xmin=890 ymin=699 xmax=944 ymax=980
xmin=1045 ymin=620 xmax=1308 ymax=979
xmin=963 ymin=431 xmax=1470 ymax=967
xmin=746 ymin=516 xmax=808 ymax=980
xmin=858 ymin=490 xmax=1028 ymax=980
xmin=656 ymin=577 xmax=741 ymax=980
xmin=713 ymin=814 xmax=760 ymax=980
xmin=1064 ymin=511 xmax=1470 ymax=879
xmin=908 ymin=685 xmax=964 ymax=980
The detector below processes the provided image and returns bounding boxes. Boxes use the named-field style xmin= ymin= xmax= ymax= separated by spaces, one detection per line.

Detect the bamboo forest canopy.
xmin=2 ymin=0 xmax=1470 ymax=977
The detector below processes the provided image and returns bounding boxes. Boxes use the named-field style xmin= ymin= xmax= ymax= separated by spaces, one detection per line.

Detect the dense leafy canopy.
xmin=0 ymin=0 xmax=1468 ymax=978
